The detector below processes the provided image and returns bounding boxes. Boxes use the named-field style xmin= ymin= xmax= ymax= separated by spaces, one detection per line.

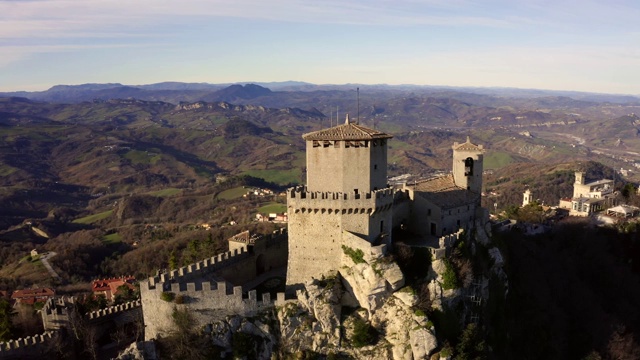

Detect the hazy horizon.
xmin=2 ymin=0 xmax=639 ymax=94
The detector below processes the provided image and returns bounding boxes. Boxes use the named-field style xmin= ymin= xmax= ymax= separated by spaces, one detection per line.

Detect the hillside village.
xmin=1 ymin=113 xmax=639 ymax=359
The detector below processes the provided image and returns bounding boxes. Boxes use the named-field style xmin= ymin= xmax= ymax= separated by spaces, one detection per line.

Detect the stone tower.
xmin=452 ymin=136 xmax=484 ymax=196
xmin=286 ymin=116 xmax=394 ymax=288
xmin=575 ymin=171 xmax=584 ymax=185
xmin=522 ymin=189 xmax=533 ymax=207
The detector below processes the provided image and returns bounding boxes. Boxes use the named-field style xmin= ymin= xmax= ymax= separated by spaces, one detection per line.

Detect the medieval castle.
xmin=0 ymin=116 xmax=486 ymax=358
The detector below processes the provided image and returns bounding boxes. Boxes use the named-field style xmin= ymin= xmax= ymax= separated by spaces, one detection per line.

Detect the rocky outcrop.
xmin=206 ymin=314 xmax=278 ymax=359
xmin=340 ymin=252 xmax=405 ymax=314
xmin=278 ymin=274 xmax=343 ymax=354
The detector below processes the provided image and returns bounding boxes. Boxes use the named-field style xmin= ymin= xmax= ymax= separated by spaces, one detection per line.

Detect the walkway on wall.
xmin=241 ymin=267 xmax=286 ymax=293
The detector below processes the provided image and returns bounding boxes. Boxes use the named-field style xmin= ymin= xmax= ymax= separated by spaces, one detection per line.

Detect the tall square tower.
xmin=286 ymin=117 xmax=394 ymax=287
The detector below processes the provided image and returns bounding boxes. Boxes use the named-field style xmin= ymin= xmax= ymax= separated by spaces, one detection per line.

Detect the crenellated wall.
xmin=286 ymin=186 xmax=394 ymax=287
xmin=140 ymin=230 xmax=289 ymax=340
xmin=140 ymin=279 xmax=287 ymax=340
xmin=86 ymin=299 xmax=142 ymax=322
xmin=430 ymin=229 xmax=465 ymax=260
xmin=0 ymin=331 xmax=57 ymax=359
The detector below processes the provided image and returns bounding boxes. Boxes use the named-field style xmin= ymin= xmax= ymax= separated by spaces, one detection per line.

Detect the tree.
xmin=0 ymin=298 xmax=15 ymax=341
xmin=456 ymin=323 xmax=487 ymax=360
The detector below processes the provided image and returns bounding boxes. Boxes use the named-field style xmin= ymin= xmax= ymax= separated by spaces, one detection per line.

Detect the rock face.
xmin=278 ymin=274 xmax=343 ymax=353
xmin=370 ymin=296 xmax=437 ymax=360
xmin=340 ymin=253 xmax=406 ymax=314
xmin=206 ymin=314 xmax=278 ymax=359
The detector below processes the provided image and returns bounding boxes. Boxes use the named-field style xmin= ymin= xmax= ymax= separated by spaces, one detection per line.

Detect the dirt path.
xmin=40 ymin=252 xmax=62 ymax=282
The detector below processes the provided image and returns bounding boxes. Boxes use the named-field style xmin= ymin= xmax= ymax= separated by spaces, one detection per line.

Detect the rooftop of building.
xmin=302 ymin=115 xmax=392 ymax=141
xmin=11 ymin=288 xmax=55 ymax=299
xmin=582 ymin=179 xmax=614 ymax=187
xmin=572 ymin=196 xmax=608 ymax=204
xmin=92 ymin=276 xmax=136 ymax=292
xmin=409 ymin=174 xmax=479 ymax=208
xmin=452 ymin=136 xmax=484 ymax=152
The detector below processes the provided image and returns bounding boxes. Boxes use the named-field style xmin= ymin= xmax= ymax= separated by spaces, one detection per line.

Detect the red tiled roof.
xmin=11 ymin=288 xmax=55 ymax=304
xmin=92 ymin=276 xmax=135 ymax=292
xmin=411 ymin=174 xmax=479 ymax=208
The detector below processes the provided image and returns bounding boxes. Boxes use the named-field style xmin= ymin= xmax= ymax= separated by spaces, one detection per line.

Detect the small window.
xmin=428 ymin=209 xmax=432 ymax=216
xmin=313 ymin=140 xmax=320 ymax=148
xmin=374 ymin=164 xmax=378 ymax=170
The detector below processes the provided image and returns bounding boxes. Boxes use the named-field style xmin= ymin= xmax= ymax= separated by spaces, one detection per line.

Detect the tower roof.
xmin=303 ymin=117 xmax=392 ymax=141
xmin=452 ymin=136 xmax=484 ymax=152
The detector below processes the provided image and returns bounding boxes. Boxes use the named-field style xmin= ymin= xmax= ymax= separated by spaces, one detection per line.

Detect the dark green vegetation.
xmin=488 ymin=220 xmax=640 ymax=359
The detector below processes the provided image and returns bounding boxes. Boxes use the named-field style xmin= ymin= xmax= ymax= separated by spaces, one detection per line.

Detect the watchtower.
xmin=286 ymin=116 xmax=394 ymax=287
xmin=452 ymin=136 xmax=484 ymax=197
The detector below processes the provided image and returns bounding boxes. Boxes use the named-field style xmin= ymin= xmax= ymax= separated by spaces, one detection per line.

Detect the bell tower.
xmin=452 ymin=136 xmax=484 ymax=196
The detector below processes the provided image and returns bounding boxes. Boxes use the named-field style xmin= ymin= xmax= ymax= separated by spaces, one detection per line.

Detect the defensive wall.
xmin=287 ymin=186 xmax=395 ymax=214
xmin=148 ymin=228 xmax=287 ymax=287
xmin=430 ymin=229 xmax=465 ymax=260
xmin=141 ymin=280 xmax=288 ymax=340
xmin=0 ymin=332 xmax=57 ymax=360
xmin=140 ymin=230 xmax=289 ymax=340
xmin=286 ymin=186 xmax=394 ymax=286
xmin=1 ymin=297 xmax=141 ymax=359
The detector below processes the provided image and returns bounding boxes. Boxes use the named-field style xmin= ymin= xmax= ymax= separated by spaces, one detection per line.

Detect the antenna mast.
xmin=357 ymin=87 xmax=360 ymax=125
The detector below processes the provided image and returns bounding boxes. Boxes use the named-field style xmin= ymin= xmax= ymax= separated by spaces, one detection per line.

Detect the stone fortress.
xmin=137 ymin=115 xmax=487 ymax=341
xmin=0 ymin=116 xmax=488 ymax=359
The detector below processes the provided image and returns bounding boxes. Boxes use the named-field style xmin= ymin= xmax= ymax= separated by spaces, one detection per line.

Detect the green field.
xmin=243 ymin=169 xmax=301 ymax=185
xmin=148 ymin=188 xmax=181 ymax=197
xmin=216 ymin=186 xmax=248 ymax=200
xmin=484 ymin=151 xmax=516 ymax=169
xmin=72 ymin=210 xmax=114 ymax=224
xmin=102 ymin=233 xmax=121 ymax=245
xmin=124 ymin=150 xmax=162 ymax=165
xmin=0 ymin=165 xmax=18 ymax=176
xmin=258 ymin=202 xmax=287 ymax=214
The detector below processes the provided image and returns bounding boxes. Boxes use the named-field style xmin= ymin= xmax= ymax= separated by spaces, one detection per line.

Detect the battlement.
xmin=141 ymin=279 xmax=291 ymax=340
xmin=87 ymin=299 xmax=141 ymax=320
xmin=287 ymin=186 xmax=395 ymax=214
xmin=0 ymin=331 xmax=55 ymax=352
xmin=146 ymin=245 xmax=253 ymax=288
xmin=144 ymin=279 xmax=286 ymax=307
xmin=431 ymin=229 xmax=465 ymax=260
xmin=288 ymin=186 xmax=395 ymax=200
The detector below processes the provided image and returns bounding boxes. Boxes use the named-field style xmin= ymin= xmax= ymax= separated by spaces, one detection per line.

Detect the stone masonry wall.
xmin=140 ymin=280 xmax=285 ymax=340
xmin=141 ymin=231 xmax=288 ymax=340
xmin=0 ymin=332 xmax=57 ymax=360
xmin=286 ymin=187 xmax=394 ymax=286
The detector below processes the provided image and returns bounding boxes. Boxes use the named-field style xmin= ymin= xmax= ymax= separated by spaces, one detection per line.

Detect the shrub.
xmin=160 ymin=292 xmax=175 ymax=302
xmin=174 ymin=295 xmax=185 ymax=304
xmin=351 ymin=318 xmax=377 ymax=347
xmin=414 ymin=309 xmax=426 ymax=317
xmin=342 ymin=245 xmax=365 ymax=264
xmin=441 ymin=259 xmax=460 ymax=290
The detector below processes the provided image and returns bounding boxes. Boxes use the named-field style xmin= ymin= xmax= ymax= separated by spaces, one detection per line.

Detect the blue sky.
xmin=1 ymin=0 xmax=639 ymax=94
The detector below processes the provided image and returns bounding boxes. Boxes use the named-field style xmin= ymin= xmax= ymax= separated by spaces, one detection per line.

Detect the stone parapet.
xmin=87 ymin=300 xmax=142 ymax=320
xmin=146 ymin=246 xmax=253 ymax=289
xmin=430 ymin=229 xmax=464 ymax=260
xmin=0 ymin=331 xmax=55 ymax=354
xmin=287 ymin=186 xmax=394 ymax=214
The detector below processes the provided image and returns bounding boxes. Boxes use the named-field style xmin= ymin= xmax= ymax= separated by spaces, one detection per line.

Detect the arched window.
xmin=464 ymin=157 xmax=474 ymax=176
